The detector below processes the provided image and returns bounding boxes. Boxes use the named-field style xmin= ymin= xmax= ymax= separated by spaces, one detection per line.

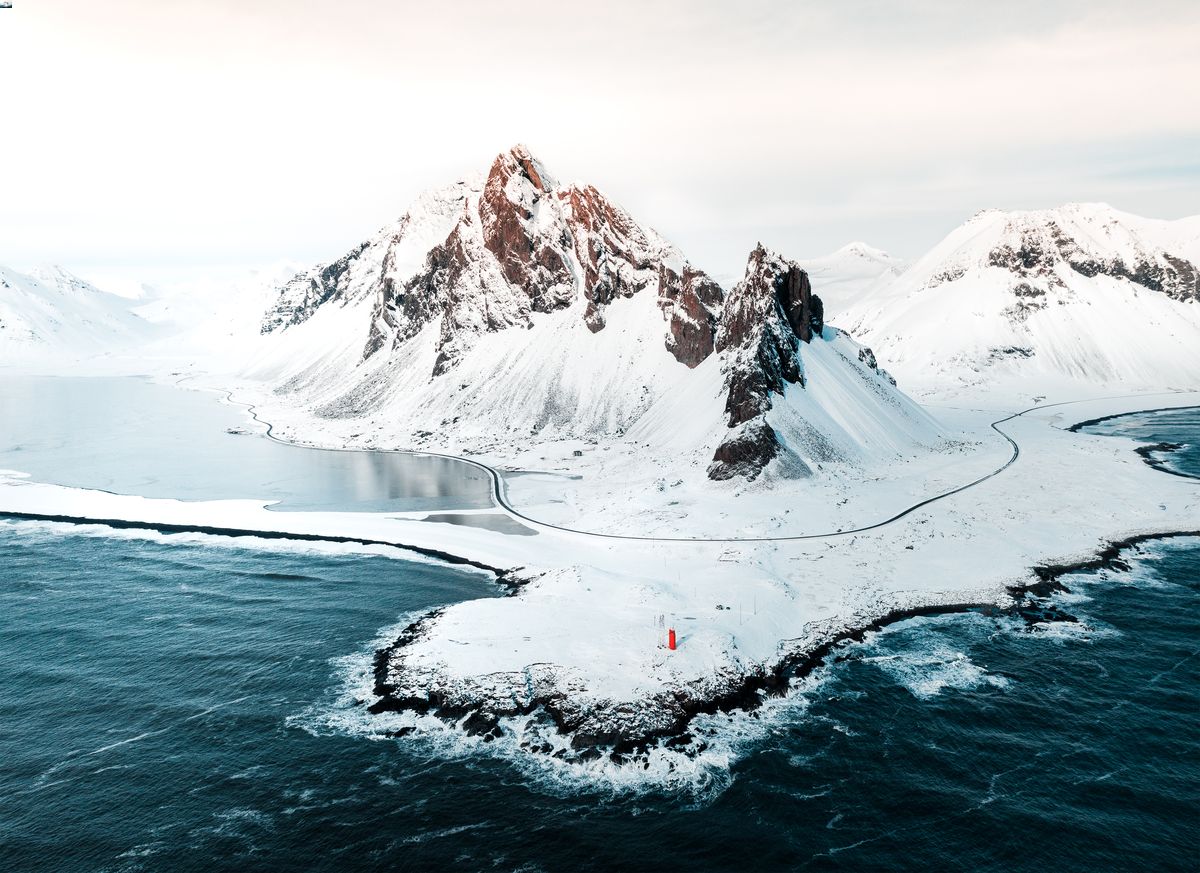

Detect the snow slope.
xmin=795 ymin=241 xmax=905 ymax=315
xmin=842 ymin=203 xmax=1200 ymax=398
xmin=0 ymin=265 xmax=156 ymax=366
xmin=132 ymin=263 xmax=302 ymax=366
xmin=245 ymin=147 xmax=944 ymax=484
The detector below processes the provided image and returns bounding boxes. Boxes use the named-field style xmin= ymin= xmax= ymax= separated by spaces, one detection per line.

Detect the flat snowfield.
xmin=2 ymin=383 xmax=1197 ymax=758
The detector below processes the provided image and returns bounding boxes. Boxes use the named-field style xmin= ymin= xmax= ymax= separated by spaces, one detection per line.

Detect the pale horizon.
xmin=2 ymin=0 xmax=1198 ymax=291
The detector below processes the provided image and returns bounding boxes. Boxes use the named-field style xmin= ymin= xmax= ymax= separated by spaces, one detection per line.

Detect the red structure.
xmin=668 ymin=628 xmax=677 ymax=650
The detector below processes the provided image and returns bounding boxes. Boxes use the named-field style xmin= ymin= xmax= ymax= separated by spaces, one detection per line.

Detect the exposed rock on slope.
xmin=717 ymin=248 xmax=807 ymax=422
xmin=264 ymin=181 xmax=472 ymax=336
xmin=708 ymin=245 xmax=925 ymax=481
xmin=250 ymin=148 xmax=942 ymax=479
xmin=262 ymin=145 xmax=722 ymax=379
xmin=980 ymin=215 xmax=1198 ymax=303
xmin=842 ymin=203 xmax=1200 ymax=393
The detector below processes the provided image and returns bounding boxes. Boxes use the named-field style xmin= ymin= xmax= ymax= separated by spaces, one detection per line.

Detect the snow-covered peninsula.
xmin=2 ymin=147 xmax=1198 ymax=772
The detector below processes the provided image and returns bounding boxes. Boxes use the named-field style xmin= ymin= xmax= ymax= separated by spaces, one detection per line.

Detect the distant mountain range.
xmin=250 ymin=146 xmax=941 ymax=481
xmin=6 ymin=152 xmax=1197 ymax=477
xmin=0 ymin=264 xmax=154 ymax=364
xmin=842 ymin=203 xmax=1200 ymax=394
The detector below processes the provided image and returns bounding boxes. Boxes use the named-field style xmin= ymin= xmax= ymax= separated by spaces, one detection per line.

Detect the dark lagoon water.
xmin=1077 ymin=405 xmax=1200 ymax=479
xmin=0 ymin=397 xmax=1197 ymax=871
xmin=0 ymin=376 xmax=492 ymax=512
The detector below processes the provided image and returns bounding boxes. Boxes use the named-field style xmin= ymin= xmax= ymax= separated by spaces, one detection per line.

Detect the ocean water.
xmin=1 ymin=529 xmax=1196 ymax=871
xmin=1 ymin=394 xmax=1197 ymax=871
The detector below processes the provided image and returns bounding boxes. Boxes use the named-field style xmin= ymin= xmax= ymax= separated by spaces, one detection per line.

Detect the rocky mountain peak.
xmin=478 ymin=146 xmax=575 ymax=317
xmin=708 ymin=246 xmax=827 ymax=481
xmin=928 ymin=205 xmax=1200 ymax=306
xmin=264 ymin=146 xmax=726 ymax=378
xmin=495 ymin=143 xmax=555 ymax=194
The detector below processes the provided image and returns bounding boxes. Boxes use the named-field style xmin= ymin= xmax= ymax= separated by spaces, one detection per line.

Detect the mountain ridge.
xmin=0 ymin=264 xmax=154 ymax=364
xmin=841 ymin=202 xmax=1200 ymax=394
xmin=250 ymin=145 xmax=944 ymax=481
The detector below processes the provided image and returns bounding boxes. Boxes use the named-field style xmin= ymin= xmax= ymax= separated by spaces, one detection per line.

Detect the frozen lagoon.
xmin=0 ymin=375 xmax=493 ymax=513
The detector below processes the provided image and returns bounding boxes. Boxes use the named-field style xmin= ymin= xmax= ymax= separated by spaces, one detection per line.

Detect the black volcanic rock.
xmin=708 ymin=419 xmax=787 ymax=481
xmin=779 ymin=265 xmax=819 ymax=342
xmin=708 ymin=245 xmax=818 ymax=481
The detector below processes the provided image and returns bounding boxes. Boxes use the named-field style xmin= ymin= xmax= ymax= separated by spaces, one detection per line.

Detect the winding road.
xmin=214 ymin=385 xmax=1197 ymax=545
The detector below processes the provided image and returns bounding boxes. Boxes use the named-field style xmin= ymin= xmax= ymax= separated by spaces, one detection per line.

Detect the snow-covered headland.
xmin=3 ymin=388 xmax=1198 ymax=766
xmin=2 ymin=147 xmax=1198 ymax=772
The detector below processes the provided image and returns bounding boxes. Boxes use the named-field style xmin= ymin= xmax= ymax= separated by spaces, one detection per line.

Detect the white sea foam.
xmin=864 ymin=643 xmax=1010 ymax=700
xmin=1026 ymin=619 xmax=1120 ymax=643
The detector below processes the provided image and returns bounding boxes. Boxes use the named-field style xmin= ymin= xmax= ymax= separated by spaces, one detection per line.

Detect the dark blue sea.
xmin=0 ymin=408 xmax=1197 ymax=871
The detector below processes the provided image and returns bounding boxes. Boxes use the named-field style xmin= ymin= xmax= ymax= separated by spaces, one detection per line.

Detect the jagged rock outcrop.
xmin=261 ymin=242 xmax=370 ymax=333
xmin=659 ymin=264 xmax=724 ymax=367
xmin=780 ymin=265 xmax=818 ymax=342
xmin=708 ymin=245 xmax=826 ymax=481
xmin=705 ymin=244 xmax=919 ymax=482
xmin=857 ymin=345 xmax=896 ymax=385
xmin=715 ymin=245 xmax=805 ymax=426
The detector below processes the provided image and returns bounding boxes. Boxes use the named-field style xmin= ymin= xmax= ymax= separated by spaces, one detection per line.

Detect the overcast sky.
xmin=2 ymin=0 xmax=1198 ymax=289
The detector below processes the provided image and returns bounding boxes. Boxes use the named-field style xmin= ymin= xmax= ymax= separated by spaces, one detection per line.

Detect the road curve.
xmin=211 ymin=386 xmax=1196 ymax=545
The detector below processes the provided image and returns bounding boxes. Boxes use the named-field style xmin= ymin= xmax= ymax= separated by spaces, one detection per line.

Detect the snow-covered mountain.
xmin=794 ymin=241 xmax=905 ymax=314
xmin=0 ymin=265 xmax=155 ymax=365
xmin=133 ymin=262 xmax=302 ymax=364
xmin=258 ymin=146 xmax=722 ymax=374
xmin=250 ymin=146 xmax=944 ymax=481
xmin=842 ymin=203 xmax=1200 ymax=395
xmin=704 ymin=244 xmax=937 ymax=479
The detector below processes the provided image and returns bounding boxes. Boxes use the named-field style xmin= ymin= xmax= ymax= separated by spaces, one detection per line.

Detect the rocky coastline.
xmin=366 ymin=528 xmax=1200 ymax=762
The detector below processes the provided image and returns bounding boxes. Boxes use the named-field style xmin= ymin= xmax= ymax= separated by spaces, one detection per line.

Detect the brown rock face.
xmin=560 ymin=183 xmax=656 ymax=332
xmin=479 ymin=147 xmax=574 ymax=313
xmin=659 ymin=265 xmax=723 ymax=367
